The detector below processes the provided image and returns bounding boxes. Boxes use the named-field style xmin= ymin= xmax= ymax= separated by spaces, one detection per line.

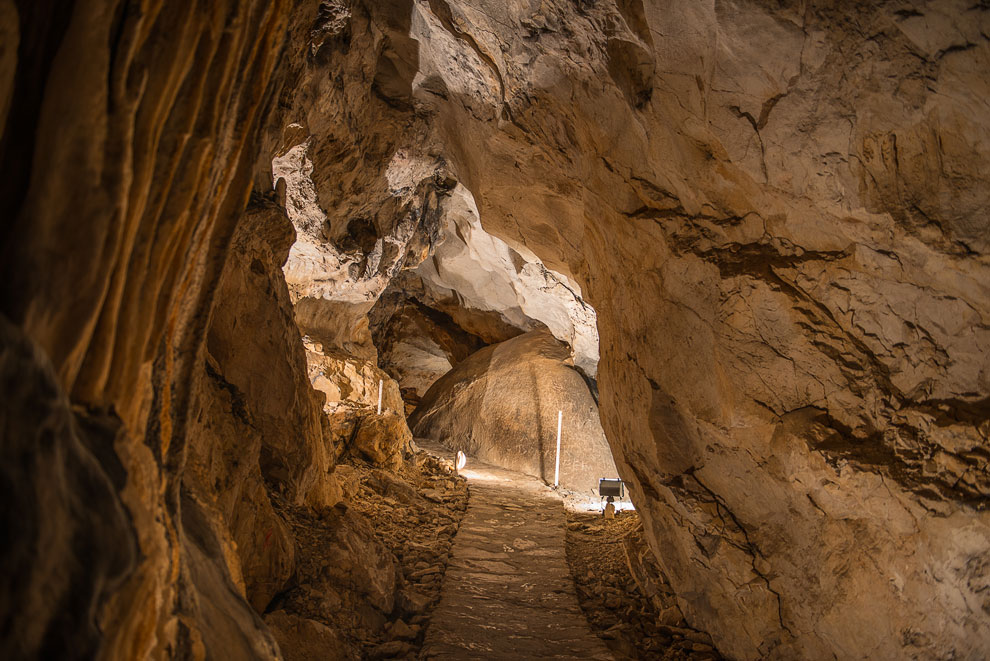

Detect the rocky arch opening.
xmin=275 ymin=133 xmax=617 ymax=492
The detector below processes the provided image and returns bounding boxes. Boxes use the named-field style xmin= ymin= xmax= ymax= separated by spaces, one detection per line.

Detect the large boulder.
xmin=410 ymin=330 xmax=617 ymax=492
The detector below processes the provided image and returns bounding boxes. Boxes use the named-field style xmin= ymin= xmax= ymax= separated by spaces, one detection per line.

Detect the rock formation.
xmin=394 ymin=2 xmax=990 ymax=658
xmin=372 ymin=296 xmax=486 ymax=407
xmin=1 ymin=1 xmax=303 ymax=655
xmin=411 ymin=330 xmax=618 ymax=492
xmin=1 ymin=0 xmax=988 ymax=659
xmin=410 ymin=184 xmax=601 ymax=376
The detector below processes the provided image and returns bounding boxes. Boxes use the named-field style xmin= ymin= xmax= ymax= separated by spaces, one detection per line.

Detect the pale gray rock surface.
xmin=275 ymin=140 xmax=446 ymax=360
xmin=414 ymin=184 xmax=601 ymax=376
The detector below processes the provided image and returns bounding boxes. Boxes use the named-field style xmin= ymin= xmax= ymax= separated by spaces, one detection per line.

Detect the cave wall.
xmin=395 ymin=1 xmax=990 ymax=658
xmin=272 ymin=0 xmax=452 ymax=364
xmin=1 ymin=0 xmax=988 ymax=660
xmin=278 ymin=0 xmax=990 ymax=657
xmin=0 ymin=0 xmax=322 ymax=656
xmin=410 ymin=183 xmax=601 ymax=375
xmin=372 ymin=294 xmax=487 ymax=407
xmin=183 ymin=198 xmax=339 ymax=619
xmin=0 ymin=1 xmax=443 ymax=656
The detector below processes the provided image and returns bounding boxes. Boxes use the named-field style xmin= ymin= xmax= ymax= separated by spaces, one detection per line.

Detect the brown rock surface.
xmin=0 ymin=317 xmax=136 ymax=659
xmin=0 ymin=0 xmax=311 ymax=655
xmin=386 ymin=2 xmax=990 ymax=658
xmin=411 ymin=330 xmax=618 ymax=492
xmin=351 ymin=411 xmax=414 ymax=470
xmin=183 ymin=198 xmax=338 ymax=616
xmin=265 ymin=610 xmax=349 ymax=661
xmin=304 ymin=340 xmax=406 ymax=415
xmin=270 ymin=450 xmax=469 ymax=658
xmin=3 ymin=0 xmax=989 ymax=659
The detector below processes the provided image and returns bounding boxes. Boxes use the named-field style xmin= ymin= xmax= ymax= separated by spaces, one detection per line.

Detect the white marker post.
xmin=554 ymin=409 xmax=562 ymax=487
xmin=377 ymin=379 xmax=383 ymax=415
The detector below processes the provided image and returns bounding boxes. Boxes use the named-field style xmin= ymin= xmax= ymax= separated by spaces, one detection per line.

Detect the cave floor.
xmin=417 ymin=442 xmax=614 ymax=660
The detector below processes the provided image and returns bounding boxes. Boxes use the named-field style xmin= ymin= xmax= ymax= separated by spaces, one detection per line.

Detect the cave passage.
xmin=1 ymin=1 xmax=988 ymax=660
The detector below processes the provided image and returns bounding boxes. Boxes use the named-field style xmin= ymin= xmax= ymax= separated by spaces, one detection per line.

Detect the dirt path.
xmin=418 ymin=443 xmax=613 ymax=660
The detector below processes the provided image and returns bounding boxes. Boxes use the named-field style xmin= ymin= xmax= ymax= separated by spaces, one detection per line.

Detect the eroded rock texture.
xmin=280 ymin=0 xmax=990 ymax=658
xmin=410 ymin=184 xmax=601 ymax=376
xmin=183 ymin=198 xmax=340 ymax=625
xmin=1 ymin=1 xmax=303 ymax=655
xmin=411 ymin=330 xmax=618 ymax=492
xmin=373 ymin=296 xmax=486 ymax=406
xmin=2 ymin=0 xmax=989 ymax=659
xmin=1 ymin=0 xmax=423 ymax=656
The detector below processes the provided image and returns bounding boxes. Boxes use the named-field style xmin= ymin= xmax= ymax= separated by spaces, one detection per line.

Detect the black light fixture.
xmin=599 ymin=478 xmax=624 ymax=498
xmin=599 ymin=478 xmax=624 ymax=515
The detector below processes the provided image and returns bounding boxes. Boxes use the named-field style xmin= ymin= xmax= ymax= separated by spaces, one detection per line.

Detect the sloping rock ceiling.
xmin=412 ymin=184 xmax=601 ymax=376
xmin=1 ymin=0 xmax=988 ymax=660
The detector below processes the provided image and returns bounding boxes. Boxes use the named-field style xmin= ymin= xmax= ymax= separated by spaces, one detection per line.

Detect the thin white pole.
xmin=377 ymin=379 xmax=383 ymax=415
xmin=554 ymin=409 xmax=562 ymax=487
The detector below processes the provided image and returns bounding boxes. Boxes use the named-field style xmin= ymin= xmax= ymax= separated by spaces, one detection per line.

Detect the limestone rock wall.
xmin=183 ymin=198 xmax=344 ymax=619
xmin=270 ymin=0 xmax=454 ymax=363
xmin=278 ymin=0 xmax=989 ymax=657
xmin=371 ymin=292 xmax=487 ymax=408
xmin=0 ymin=318 xmax=138 ymax=659
xmin=412 ymin=184 xmax=601 ymax=376
xmin=305 ymin=339 xmax=406 ymax=415
xmin=0 ymin=0 xmax=412 ymax=657
xmin=395 ymin=1 xmax=990 ymax=658
xmin=275 ymin=138 xmax=446 ymax=361
xmin=3 ymin=0 xmax=989 ymax=659
xmin=411 ymin=330 xmax=618 ymax=492
xmin=0 ymin=0 xmax=303 ymax=656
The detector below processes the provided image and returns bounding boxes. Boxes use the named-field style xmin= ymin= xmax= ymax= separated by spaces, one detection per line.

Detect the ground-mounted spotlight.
xmin=598 ymin=478 xmax=624 ymax=518
xmin=456 ymin=450 xmax=466 ymax=474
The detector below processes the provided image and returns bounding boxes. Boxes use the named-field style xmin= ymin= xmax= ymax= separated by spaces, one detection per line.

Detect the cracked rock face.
xmin=412 ymin=184 xmax=601 ymax=376
xmin=2 ymin=0 xmax=989 ymax=659
xmin=348 ymin=0 xmax=990 ymax=658
xmin=275 ymin=141 xmax=447 ymax=360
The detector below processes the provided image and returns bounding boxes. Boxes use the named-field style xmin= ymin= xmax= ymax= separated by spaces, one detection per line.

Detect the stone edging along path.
xmin=417 ymin=442 xmax=614 ymax=660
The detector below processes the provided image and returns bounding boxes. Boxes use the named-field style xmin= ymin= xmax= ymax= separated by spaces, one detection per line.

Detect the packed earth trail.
xmin=418 ymin=443 xmax=614 ymax=660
